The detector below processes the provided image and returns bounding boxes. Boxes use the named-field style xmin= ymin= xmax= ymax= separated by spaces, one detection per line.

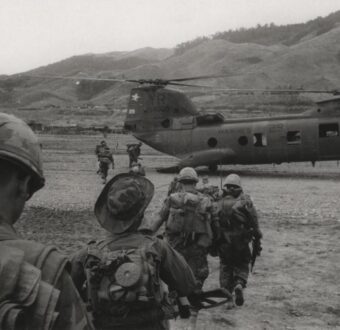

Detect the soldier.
xmin=197 ymin=175 xmax=220 ymax=201
xmin=0 ymin=113 xmax=93 ymax=330
xmin=214 ymin=173 xmax=262 ymax=307
xmin=127 ymin=142 xmax=142 ymax=167
xmin=71 ymin=173 xmax=197 ymax=330
xmin=95 ymin=140 xmax=107 ymax=157
xmin=156 ymin=167 xmax=216 ymax=291
xmin=97 ymin=143 xmax=114 ymax=184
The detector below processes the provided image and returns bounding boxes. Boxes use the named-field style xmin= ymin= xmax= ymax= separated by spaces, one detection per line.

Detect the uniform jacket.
xmin=71 ymin=232 xmax=196 ymax=329
xmin=215 ymin=192 xmax=262 ymax=243
xmin=0 ymin=223 xmax=93 ymax=330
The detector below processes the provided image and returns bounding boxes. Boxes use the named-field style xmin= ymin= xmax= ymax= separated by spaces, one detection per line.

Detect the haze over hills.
xmin=1 ymin=10 xmax=340 ymax=126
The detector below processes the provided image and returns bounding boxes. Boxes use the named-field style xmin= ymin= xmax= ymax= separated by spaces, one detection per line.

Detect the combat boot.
xmin=234 ymin=283 xmax=244 ymax=306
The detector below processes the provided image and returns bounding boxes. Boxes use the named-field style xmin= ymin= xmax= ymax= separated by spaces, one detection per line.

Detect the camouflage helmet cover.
xmin=0 ymin=113 xmax=44 ymax=193
xmin=178 ymin=167 xmax=198 ymax=183
xmin=223 ymin=173 xmax=242 ymax=189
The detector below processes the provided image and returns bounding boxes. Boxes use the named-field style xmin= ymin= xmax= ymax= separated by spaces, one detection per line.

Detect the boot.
xmin=234 ymin=283 xmax=244 ymax=306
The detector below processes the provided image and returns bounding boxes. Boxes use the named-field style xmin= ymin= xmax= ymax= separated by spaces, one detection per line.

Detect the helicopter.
xmin=25 ymin=73 xmax=340 ymax=172
xmin=122 ymin=77 xmax=340 ymax=172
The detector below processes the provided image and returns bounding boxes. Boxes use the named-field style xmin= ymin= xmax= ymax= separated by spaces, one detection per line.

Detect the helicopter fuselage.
xmin=124 ymin=86 xmax=340 ymax=168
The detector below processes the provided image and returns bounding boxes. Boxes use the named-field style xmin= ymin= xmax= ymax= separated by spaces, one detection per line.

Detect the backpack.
xmin=84 ymin=241 xmax=165 ymax=326
xmin=166 ymin=192 xmax=213 ymax=247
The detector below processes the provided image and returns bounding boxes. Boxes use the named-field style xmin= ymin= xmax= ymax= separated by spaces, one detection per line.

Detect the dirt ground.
xmin=16 ymin=134 xmax=340 ymax=330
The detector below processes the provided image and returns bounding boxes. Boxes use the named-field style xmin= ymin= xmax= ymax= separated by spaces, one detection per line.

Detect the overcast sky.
xmin=1 ymin=0 xmax=340 ymax=74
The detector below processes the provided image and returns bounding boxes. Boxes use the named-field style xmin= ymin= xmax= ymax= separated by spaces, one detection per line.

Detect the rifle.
xmin=251 ymin=238 xmax=262 ymax=272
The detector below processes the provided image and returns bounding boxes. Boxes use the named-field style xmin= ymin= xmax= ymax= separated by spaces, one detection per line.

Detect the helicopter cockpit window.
xmin=319 ymin=123 xmax=339 ymax=138
xmin=253 ymin=133 xmax=267 ymax=147
xmin=287 ymin=131 xmax=301 ymax=144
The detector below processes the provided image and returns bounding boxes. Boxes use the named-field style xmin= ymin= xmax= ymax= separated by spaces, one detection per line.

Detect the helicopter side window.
xmin=287 ymin=131 xmax=301 ymax=144
xmin=253 ymin=133 xmax=267 ymax=147
xmin=319 ymin=123 xmax=339 ymax=138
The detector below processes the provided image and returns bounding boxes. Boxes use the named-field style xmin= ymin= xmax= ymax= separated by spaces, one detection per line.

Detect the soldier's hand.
xmin=178 ymin=304 xmax=191 ymax=319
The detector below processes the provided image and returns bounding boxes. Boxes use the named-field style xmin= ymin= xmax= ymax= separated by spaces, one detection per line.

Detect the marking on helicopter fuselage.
xmin=131 ymin=93 xmax=140 ymax=101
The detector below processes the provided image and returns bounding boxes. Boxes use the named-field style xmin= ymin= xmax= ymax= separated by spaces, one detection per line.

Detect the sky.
xmin=1 ymin=0 xmax=340 ymax=74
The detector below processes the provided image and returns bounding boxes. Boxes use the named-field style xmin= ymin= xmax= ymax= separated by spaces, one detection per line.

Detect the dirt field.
xmin=17 ymin=134 xmax=340 ymax=330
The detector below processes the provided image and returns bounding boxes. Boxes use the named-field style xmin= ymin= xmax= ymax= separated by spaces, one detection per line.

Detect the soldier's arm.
xmin=70 ymin=248 xmax=88 ymax=294
xmin=156 ymin=240 xmax=196 ymax=297
xmin=245 ymin=197 xmax=262 ymax=239
xmin=151 ymin=197 xmax=170 ymax=233
xmin=55 ymin=270 xmax=94 ymax=330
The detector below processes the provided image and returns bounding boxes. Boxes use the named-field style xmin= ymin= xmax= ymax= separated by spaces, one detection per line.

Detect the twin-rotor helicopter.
xmin=28 ymin=73 xmax=340 ymax=172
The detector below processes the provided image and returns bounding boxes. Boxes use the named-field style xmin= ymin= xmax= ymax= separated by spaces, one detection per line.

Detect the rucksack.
xmin=166 ymin=192 xmax=212 ymax=244
xmin=84 ymin=241 xmax=165 ymax=326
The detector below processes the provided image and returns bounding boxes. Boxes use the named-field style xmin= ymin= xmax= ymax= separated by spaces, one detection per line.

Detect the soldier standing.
xmin=0 ymin=113 xmax=93 ymax=330
xmin=71 ymin=173 xmax=197 ymax=330
xmin=156 ymin=167 xmax=216 ymax=291
xmin=127 ymin=142 xmax=142 ymax=167
xmin=96 ymin=142 xmax=114 ymax=184
xmin=214 ymin=174 xmax=262 ymax=307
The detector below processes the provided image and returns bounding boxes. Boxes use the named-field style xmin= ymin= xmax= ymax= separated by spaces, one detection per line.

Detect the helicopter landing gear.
xmin=208 ymin=164 xmax=218 ymax=172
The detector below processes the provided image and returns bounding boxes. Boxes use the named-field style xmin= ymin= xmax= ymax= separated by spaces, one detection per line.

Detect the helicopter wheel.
xmin=208 ymin=164 xmax=218 ymax=172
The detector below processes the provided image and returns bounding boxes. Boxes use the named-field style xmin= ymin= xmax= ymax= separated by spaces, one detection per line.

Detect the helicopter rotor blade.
xmin=21 ymin=74 xmax=131 ymax=83
xmin=192 ymin=87 xmax=340 ymax=95
xmin=168 ymin=74 xmax=231 ymax=82
xmin=167 ymin=81 xmax=217 ymax=88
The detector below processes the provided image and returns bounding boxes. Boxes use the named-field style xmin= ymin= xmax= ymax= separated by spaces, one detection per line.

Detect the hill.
xmin=2 ymin=11 xmax=340 ymax=126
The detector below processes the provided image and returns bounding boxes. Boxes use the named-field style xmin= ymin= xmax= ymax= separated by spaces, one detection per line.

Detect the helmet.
xmin=223 ymin=174 xmax=241 ymax=189
xmin=0 ymin=113 xmax=45 ymax=193
xmin=178 ymin=167 xmax=198 ymax=183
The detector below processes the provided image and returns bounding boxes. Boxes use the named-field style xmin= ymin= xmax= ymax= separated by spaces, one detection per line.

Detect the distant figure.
xmin=95 ymin=141 xmax=114 ymax=184
xmin=197 ymin=175 xmax=220 ymax=201
xmin=130 ymin=161 xmax=146 ymax=176
xmin=127 ymin=142 xmax=142 ymax=167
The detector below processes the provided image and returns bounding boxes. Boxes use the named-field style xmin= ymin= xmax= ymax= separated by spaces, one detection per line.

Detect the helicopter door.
xmin=251 ymin=123 xmax=268 ymax=163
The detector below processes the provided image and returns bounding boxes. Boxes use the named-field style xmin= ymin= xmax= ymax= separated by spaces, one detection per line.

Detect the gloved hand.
xmin=178 ymin=304 xmax=191 ymax=319
xmin=187 ymin=291 xmax=202 ymax=309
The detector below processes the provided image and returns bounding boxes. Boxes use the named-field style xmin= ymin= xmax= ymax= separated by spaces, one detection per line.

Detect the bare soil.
xmin=16 ymin=134 xmax=340 ymax=330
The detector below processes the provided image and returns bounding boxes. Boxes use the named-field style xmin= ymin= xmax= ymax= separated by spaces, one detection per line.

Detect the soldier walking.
xmin=156 ymin=167 xmax=217 ymax=291
xmin=0 ymin=113 xmax=93 ymax=330
xmin=71 ymin=173 xmax=197 ymax=330
xmin=214 ymin=174 xmax=262 ymax=307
